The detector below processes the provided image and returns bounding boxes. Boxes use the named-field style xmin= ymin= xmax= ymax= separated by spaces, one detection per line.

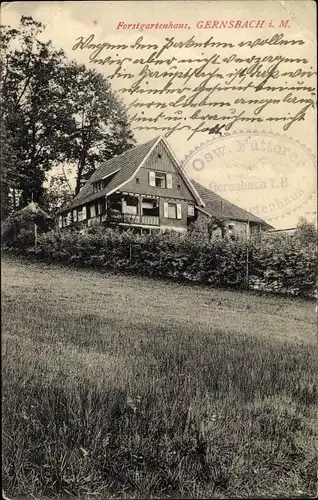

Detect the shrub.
xmin=251 ymin=236 xmax=316 ymax=297
xmin=4 ymin=224 xmax=317 ymax=298
xmin=1 ymin=205 xmax=53 ymax=250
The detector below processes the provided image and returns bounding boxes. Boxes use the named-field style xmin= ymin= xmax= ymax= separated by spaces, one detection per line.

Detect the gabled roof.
xmin=67 ymin=137 xmax=159 ymax=210
xmin=192 ymin=180 xmax=273 ymax=229
xmin=62 ymin=137 xmax=204 ymax=211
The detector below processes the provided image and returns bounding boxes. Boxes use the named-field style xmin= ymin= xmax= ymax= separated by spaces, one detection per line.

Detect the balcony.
xmin=109 ymin=213 xmax=140 ymax=224
xmin=70 ymin=211 xmax=161 ymax=231
xmin=107 ymin=212 xmax=159 ymax=227
xmin=141 ymin=216 xmax=159 ymax=226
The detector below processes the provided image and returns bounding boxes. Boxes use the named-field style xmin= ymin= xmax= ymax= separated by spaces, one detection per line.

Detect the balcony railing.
xmin=78 ymin=212 xmax=160 ymax=228
xmin=141 ymin=216 xmax=159 ymax=226
xmin=110 ymin=213 xmax=140 ymax=224
xmin=108 ymin=212 xmax=159 ymax=226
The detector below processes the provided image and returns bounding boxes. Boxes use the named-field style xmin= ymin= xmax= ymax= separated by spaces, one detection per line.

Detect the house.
xmin=191 ymin=180 xmax=273 ymax=237
xmin=58 ymin=136 xmax=204 ymax=234
xmin=265 ymin=227 xmax=298 ymax=238
xmin=58 ymin=136 xmax=273 ymax=236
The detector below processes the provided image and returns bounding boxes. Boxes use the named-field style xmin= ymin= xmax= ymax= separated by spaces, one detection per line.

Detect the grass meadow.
xmin=2 ymin=254 xmax=317 ymax=499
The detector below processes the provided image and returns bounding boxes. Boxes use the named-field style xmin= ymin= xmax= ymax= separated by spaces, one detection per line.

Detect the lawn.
xmin=2 ymin=254 xmax=317 ymax=499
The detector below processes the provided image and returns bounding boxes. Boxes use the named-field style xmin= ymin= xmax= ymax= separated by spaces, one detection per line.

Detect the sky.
xmin=2 ymin=1 xmax=317 ymax=229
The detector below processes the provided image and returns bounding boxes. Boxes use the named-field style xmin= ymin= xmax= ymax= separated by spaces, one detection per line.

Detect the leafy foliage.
xmin=189 ymin=214 xmax=230 ymax=241
xmin=5 ymin=226 xmax=316 ymax=297
xmin=41 ymin=171 xmax=74 ymax=216
xmin=295 ymin=217 xmax=317 ymax=245
xmin=0 ymin=119 xmax=19 ymax=219
xmin=250 ymin=235 xmax=316 ymax=296
xmin=1 ymin=204 xmax=53 ymax=248
xmin=1 ymin=16 xmax=135 ymax=207
xmin=1 ymin=17 xmax=68 ymax=204
xmin=60 ymin=63 xmax=135 ymax=194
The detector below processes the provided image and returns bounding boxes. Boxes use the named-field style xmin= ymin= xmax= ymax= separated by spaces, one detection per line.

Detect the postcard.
xmin=2 ymin=1 xmax=317 ymax=499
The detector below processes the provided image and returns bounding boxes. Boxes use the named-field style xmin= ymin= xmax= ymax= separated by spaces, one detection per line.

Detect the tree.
xmin=41 ymin=170 xmax=74 ymax=216
xmin=295 ymin=217 xmax=316 ymax=245
xmin=1 ymin=16 xmax=135 ymax=207
xmin=0 ymin=119 xmax=19 ymax=219
xmin=189 ymin=214 xmax=229 ymax=241
xmin=1 ymin=16 xmax=70 ymax=205
xmin=60 ymin=63 xmax=135 ymax=195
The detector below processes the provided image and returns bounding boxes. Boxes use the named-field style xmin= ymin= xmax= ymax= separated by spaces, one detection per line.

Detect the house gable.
xmin=121 ymin=139 xmax=200 ymax=203
xmin=65 ymin=136 xmax=160 ymax=211
xmin=60 ymin=137 xmax=205 ymax=215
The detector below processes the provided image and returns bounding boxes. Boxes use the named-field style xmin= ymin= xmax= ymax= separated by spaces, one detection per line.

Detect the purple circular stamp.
xmin=182 ymin=131 xmax=316 ymax=223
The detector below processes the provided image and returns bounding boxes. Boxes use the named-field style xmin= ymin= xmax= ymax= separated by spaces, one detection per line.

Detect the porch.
xmin=106 ymin=193 xmax=160 ymax=227
xmin=78 ymin=193 xmax=160 ymax=229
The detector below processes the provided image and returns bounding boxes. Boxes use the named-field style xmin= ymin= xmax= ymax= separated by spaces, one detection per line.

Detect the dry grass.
xmin=2 ymin=254 xmax=317 ymax=499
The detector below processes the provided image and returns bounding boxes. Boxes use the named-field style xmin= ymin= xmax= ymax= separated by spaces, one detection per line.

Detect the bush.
xmin=1 ymin=205 xmax=53 ymax=250
xmin=251 ymin=236 xmax=316 ymax=297
xmin=5 ymin=225 xmax=311 ymax=298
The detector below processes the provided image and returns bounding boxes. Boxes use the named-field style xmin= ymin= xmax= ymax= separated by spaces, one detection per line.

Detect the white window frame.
xmin=188 ymin=205 xmax=195 ymax=216
xmin=90 ymin=204 xmax=96 ymax=218
xmin=149 ymin=171 xmax=156 ymax=186
xmin=168 ymin=203 xmax=176 ymax=219
xmin=176 ymin=203 xmax=182 ymax=220
xmin=155 ymin=171 xmax=166 ymax=188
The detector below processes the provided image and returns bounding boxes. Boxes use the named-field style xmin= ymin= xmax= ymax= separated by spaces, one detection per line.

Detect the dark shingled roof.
xmin=67 ymin=137 xmax=160 ymax=209
xmin=61 ymin=138 xmax=270 ymax=229
xmin=192 ymin=180 xmax=273 ymax=228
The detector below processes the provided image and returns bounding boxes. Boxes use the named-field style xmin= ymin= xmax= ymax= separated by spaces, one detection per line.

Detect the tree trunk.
xmin=75 ymin=152 xmax=87 ymax=195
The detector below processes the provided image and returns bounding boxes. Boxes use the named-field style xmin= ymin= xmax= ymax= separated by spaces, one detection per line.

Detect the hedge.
xmin=3 ymin=226 xmax=316 ymax=298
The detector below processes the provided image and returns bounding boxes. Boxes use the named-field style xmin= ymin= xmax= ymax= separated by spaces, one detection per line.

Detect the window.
xmin=188 ymin=205 xmax=195 ymax=216
xmin=149 ymin=171 xmax=172 ymax=189
xmin=142 ymin=198 xmax=159 ymax=216
xmin=93 ymin=175 xmax=114 ymax=193
xmin=155 ymin=172 xmax=166 ymax=188
xmin=136 ymin=177 xmax=140 ymax=183
xmin=123 ymin=195 xmax=139 ymax=215
xmin=90 ymin=204 xmax=96 ymax=218
xmin=61 ymin=212 xmax=72 ymax=227
xmin=168 ymin=203 xmax=177 ymax=219
xmin=177 ymin=184 xmax=181 ymax=190
xmin=164 ymin=202 xmax=182 ymax=219
xmin=99 ymin=198 xmax=106 ymax=214
xmin=220 ymin=201 xmax=224 ymax=211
